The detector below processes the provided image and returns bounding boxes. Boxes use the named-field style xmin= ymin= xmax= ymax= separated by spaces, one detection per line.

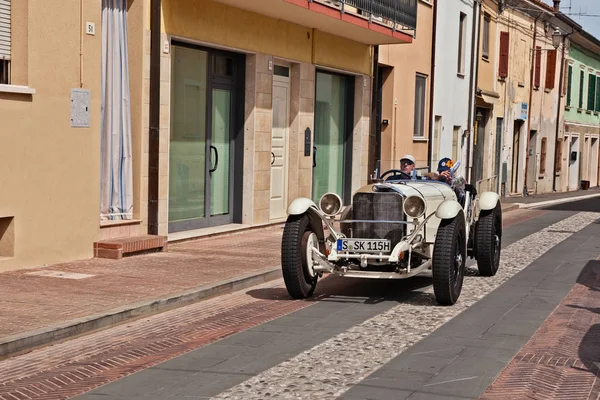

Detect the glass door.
xmin=169 ymin=45 xmax=208 ymax=227
xmin=313 ymin=71 xmax=354 ymax=203
xmin=209 ymin=87 xmax=232 ymax=219
xmin=169 ymin=44 xmax=240 ymax=233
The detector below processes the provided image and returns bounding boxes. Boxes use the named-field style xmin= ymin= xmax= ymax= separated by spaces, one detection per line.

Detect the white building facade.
xmin=431 ymin=0 xmax=477 ymax=178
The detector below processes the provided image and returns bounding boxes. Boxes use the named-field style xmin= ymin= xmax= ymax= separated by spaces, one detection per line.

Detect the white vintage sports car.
xmin=281 ymin=164 xmax=502 ymax=305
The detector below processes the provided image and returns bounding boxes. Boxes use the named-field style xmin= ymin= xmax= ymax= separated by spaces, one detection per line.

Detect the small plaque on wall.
xmin=70 ymin=89 xmax=91 ymax=128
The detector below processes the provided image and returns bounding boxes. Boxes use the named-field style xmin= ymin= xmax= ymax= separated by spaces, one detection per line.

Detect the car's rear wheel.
xmin=475 ymin=203 xmax=502 ymax=276
xmin=281 ymin=213 xmax=318 ymax=299
xmin=432 ymin=214 xmax=466 ymax=306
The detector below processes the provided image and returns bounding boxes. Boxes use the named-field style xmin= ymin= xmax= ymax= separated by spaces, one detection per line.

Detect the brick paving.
xmin=0 ymin=279 xmax=320 ymax=400
xmin=0 ymin=224 xmax=284 ymax=338
xmin=481 ymin=257 xmax=600 ymax=400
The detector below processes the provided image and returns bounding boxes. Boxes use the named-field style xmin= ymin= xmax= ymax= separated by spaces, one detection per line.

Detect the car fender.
xmin=287 ymin=197 xmax=318 ymax=215
xmin=435 ymin=199 xmax=463 ymax=220
xmin=286 ymin=197 xmax=326 ymax=252
xmin=478 ymin=191 xmax=500 ymax=211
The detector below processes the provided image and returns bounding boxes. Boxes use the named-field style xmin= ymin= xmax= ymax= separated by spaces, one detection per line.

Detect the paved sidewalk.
xmin=482 ymin=257 xmax=600 ymax=399
xmin=0 ymin=224 xmax=284 ymax=358
xmin=503 ymin=186 xmax=600 ymax=204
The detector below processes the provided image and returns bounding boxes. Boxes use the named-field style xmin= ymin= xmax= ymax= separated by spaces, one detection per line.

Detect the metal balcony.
xmin=211 ymin=0 xmax=417 ymax=44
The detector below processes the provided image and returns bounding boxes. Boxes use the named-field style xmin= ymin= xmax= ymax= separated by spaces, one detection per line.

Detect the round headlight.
xmin=403 ymin=195 xmax=426 ymax=218
xmin=319 ymin=193 xmax=343 ymax=216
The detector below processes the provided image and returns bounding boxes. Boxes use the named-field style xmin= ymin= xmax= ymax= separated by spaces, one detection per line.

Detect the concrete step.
xmin=94 ymin=235 xmax=167 ymax=259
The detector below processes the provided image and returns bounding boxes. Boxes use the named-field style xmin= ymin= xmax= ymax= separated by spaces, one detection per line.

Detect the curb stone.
xmin=512 ymin=192 xmax=600 ymax=209
xmin=0 ymin=266 xmax=281 ymax=361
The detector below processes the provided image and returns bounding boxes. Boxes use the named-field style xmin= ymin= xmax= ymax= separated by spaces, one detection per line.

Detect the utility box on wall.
xmin=70 ymin=89 xmax=91 ymax=128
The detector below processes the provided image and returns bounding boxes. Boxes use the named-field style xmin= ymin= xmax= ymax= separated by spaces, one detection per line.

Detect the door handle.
xmin=313 ymin=146 xmax=317 ymax=168
xmin=271 ymin=152 xmax=275 ymax=165
xmin=210 ymin=145 xmax=219 ymax=173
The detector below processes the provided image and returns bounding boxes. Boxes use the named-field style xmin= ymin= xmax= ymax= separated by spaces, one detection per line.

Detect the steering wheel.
xmin=380 ymin=169 xmax=411 ymax=181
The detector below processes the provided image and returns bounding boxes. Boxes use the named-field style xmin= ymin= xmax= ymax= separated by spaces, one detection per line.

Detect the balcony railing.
xmin=315 ymin=0 xmax=418 ymax=32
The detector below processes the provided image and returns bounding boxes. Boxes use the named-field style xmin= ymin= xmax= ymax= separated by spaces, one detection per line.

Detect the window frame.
xmin=413 ymin=73 xmax=428 ymax=138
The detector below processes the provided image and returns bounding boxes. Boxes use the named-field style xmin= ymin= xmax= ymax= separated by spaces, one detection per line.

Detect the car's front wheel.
xmin=432 ymin=214 xmax=466 ymax=305
xmin=475 ymin=203 xmax=502 ymax=276
xmin=281 ymin=213 xmax=319 ymax=299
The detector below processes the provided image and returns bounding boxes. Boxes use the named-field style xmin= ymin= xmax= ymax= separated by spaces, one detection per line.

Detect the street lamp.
xmin=552 ymin=28 xmax=562 ymax=49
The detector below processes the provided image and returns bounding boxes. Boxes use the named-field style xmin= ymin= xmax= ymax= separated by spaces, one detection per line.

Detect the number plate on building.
xmin=336 ymin=239 xmax=391 ymax=253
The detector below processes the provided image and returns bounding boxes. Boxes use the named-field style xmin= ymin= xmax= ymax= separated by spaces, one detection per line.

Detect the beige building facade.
xmin=492 ymin=0 xmax=573 ymax=196
xmin=0 ymin=0 xmax=417 ymax=271
xmin=376 ymin=0 xmax=434 ymax=173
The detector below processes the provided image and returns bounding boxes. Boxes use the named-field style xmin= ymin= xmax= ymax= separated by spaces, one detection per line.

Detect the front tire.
xmin=281 ymin=214 xmax=318 ymax=299
xmin=432 ymin=214 xmax=466 ymax=305
xmin=475 ymin=203 xmax=502 ymax=276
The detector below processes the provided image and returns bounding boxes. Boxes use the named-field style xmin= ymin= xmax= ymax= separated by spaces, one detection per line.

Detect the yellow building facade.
xmin=0 ymin=0 xmax=416 ymax=271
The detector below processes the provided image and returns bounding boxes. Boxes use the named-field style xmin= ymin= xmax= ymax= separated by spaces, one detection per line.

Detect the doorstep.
xmin=168 ymin=220 xmax=287 ymax=243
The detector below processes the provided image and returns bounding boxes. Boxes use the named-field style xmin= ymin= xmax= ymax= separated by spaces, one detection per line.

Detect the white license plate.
xmin=336 ymin=239 xmax=391 ymax=253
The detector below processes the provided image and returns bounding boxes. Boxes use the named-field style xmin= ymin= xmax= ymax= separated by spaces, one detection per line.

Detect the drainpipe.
xmin=552 ymin=33 xmax=567 ymax=192
xmin=427 ymin=0 xmax=438 ymax=171
xmin=524 ymin=12 xmax=543 ymax=195
xmin=148 ymin=0 xmax=161 ymax=235
xmin=467 ymin=0 xmax=481 ymax=184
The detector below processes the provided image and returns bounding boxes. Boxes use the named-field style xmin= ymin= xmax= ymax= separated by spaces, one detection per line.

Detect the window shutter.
xmin=534 ymin=47 xmax=542 ymax=87
xmin=545 ymin=50 xmax=556 ymax=89
xmin=540 ymin=138 xmax=547 ymax=174
xmin=579 ymin=71 xmax=584 ymax=109
xmin=499 ymin=32 xmax=509 ymax=78
xmin=555 ymin=138 xmax=562 ymax=173
xmin=596 ymin=78 xmax=600 ymax=112
xmin=0 ymin=0 xmax=10 ymax=60
xmin=567 ymin=65 xmax=572 ymax=105
xmin=588 ymin=74 xmax=596 ymax=111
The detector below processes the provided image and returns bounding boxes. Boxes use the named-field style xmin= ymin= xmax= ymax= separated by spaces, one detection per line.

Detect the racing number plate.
xmin=336 ymin=239 xmax=391 ymax=253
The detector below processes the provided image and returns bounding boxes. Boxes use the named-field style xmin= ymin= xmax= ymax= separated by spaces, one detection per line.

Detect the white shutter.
xmin=0 ymin=0 xmax=10 ymax=60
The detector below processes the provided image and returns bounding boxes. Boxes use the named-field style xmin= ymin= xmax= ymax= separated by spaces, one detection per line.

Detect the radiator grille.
xmin=351 ymin=192 xmax=405 ymax=246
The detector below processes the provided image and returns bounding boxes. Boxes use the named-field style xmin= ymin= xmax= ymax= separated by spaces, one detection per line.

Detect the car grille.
xmin=350 ymin=192 xmax=405 ymax=246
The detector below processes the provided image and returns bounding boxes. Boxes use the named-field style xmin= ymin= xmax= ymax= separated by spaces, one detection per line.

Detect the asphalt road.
xmin=0 ymin=201 xmax=599 ymax=400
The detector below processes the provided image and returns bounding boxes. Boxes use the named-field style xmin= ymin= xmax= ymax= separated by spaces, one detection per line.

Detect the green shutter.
xmin=579 ymin=71 xmax=584 ymax=109
xmin=596 ymin=77 xmax=600 ymax=112
xmin=567 ymin=65 xmax=572 ymax=106
xmin=588 ymin=74 xmax=596 ymax=111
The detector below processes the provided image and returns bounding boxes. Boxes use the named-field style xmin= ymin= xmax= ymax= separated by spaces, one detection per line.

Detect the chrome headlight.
xmin=403 ymin=195 xmax=426 ymax=218
xmin=319 ymin=193 xmax=343 ymax=216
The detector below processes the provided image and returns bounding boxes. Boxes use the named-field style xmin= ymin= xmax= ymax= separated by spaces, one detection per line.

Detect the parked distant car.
xmin=281 ymin=165 xmax=502 ymax=305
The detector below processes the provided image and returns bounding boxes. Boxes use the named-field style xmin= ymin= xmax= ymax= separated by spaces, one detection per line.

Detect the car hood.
xmin=358 ymin=181 xmax=456 ymax=202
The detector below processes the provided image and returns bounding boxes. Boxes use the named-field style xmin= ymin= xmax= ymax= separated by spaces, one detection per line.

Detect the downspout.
xmin=552 ymin=33 xmax=567 ymax=192
xmin=524 ymin=12 xmax=543 ymax=194
xmin=427 ymin=0 xmax=438 ymax=171
xmin=148 ymin=0 xmax=161 ymax=235
xmin=467 ymin=0 xmax=481 ymax=184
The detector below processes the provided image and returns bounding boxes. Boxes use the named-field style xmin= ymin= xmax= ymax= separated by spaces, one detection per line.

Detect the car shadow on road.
xmin=246 ymin=274 xmax=437 ymax=305
xmin=563 ymin=259 xmax=600 ymax=374
xmin=539 ymin=197 xmax=600 ymax=213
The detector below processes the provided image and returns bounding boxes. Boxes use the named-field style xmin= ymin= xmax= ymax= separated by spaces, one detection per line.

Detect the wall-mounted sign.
xmin=519 ymin=102 xmax=528 ymax=121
